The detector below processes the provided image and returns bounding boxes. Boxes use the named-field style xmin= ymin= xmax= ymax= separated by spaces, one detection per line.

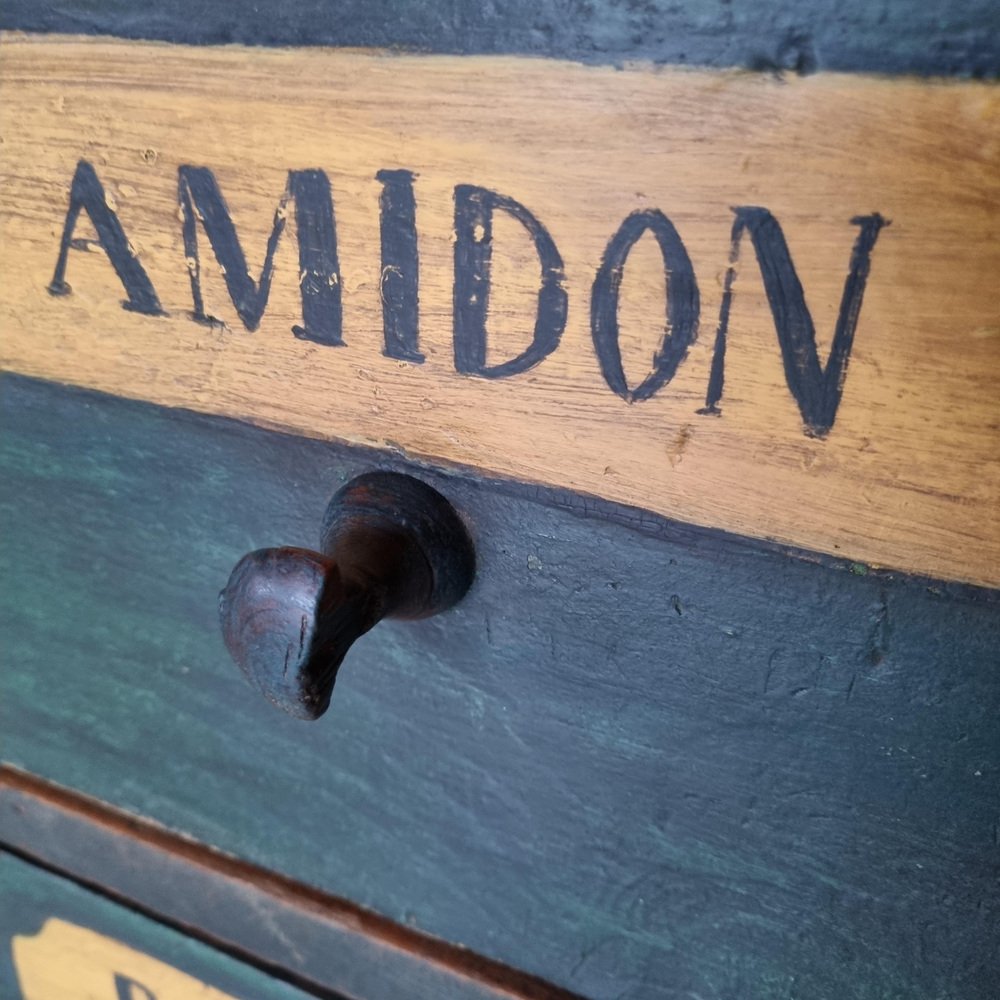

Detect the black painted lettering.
xmin=591 ymin=209 xmax=700 ymax=402
xmin=377 ymin=169 xmax=423 ymax=362
xmin=48 ymin=160 xmax=164 ymax=316
xmin=700 ymin=208 xmax=888 ymax=437
xmin=177 ymin=167 xmax=342 ymax=343
xmin=453 ymin=185 xmax=567 ymax=378
xmin=114 ymin=973 xmax=157 ymax=1000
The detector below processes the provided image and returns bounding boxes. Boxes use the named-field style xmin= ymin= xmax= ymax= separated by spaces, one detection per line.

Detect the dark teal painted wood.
xmin=2 ymin=0 xmax=998 ymax=76
xmin=1 ymin=373 xmax=998 ymax=999
xmin=0 ymin=777 xmax=566 ymax=1000
xmin=0 ymin=852 xmax=315 ymax=999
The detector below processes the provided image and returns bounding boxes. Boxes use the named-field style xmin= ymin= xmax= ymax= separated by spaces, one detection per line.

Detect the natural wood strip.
xmin=0 ymin=34 xmax=997 ymax=585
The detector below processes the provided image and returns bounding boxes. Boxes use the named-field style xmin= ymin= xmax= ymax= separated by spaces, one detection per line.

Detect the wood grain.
xmin=0 ymin=34 xmax=998 ymax=585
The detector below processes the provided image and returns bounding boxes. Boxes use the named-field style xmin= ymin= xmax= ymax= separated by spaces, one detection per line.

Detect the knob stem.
xmin=219 ymin=473 xmax=475 ymax=720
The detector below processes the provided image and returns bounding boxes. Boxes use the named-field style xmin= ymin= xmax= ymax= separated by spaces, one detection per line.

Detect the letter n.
xmin=48 ymin=160 xmax=164 ymax=315
xmin=177 ymin=167 xmax=342 ymax=343
xmin=701 ymin=208 xmax=888 ymax=437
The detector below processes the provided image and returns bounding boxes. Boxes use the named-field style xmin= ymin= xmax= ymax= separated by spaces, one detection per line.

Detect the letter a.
xmin=49 ymin=160 xmax=164 ymax=315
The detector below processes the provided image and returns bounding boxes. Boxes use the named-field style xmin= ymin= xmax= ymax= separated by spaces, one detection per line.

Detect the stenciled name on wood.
xmin=49 ymin=159 xmax=888 ymax=441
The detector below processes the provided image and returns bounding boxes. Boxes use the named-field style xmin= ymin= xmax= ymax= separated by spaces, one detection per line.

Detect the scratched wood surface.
xmin=4 ymin=0 xmax=998 ymax=75
xmin=2 ymin=373 xmax=998 ymax=999
xmin=0 ymin=34 xmax=998 ymax=586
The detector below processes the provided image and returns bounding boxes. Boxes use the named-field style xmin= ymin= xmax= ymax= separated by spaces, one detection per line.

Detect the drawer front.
xmin=0 ymin=852 xmax=312 ymax=1000
xmin=2 ymin=372 xmax=998 ymax=999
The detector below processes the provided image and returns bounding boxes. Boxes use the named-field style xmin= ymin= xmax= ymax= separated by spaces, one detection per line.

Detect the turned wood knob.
xmin=219 ymin=472 xmax=475 ymax=720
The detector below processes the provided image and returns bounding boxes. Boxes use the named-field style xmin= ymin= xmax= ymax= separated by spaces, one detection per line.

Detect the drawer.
xmin=0 ymin=766 xmax=564 ymax=1000
xmin=1 ymin=5 xmax=999 ymax=999
xmin=0 ymin=852 xmax=312 ymax=1000
xmin=2 ymin=372 xmax=998 ymax=998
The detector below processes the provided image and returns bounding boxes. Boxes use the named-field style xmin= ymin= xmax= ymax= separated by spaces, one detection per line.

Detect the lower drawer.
xmin=0 ymin=852 xmax=311 ymax=1000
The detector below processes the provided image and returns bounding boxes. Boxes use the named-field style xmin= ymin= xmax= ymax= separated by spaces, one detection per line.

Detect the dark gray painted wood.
xmin=2 ymin=0 xmax=998 ymax=77
xmin=0 ymin=851 xmax=316 ymax=999
xmin=1 ymin=372 xmax=998 ymax=999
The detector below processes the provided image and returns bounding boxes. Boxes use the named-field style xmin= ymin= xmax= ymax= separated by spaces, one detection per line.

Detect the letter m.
xmin=177 ymin=166 xmax=342 ymax=344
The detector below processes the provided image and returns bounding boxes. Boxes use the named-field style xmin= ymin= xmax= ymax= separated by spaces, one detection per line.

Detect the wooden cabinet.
xmin=1 ymin=3 xmax=998 ymax=998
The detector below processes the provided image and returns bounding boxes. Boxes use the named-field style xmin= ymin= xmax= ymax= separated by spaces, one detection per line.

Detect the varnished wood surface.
xmin=2 ymin=374 xmax=997 ymax=999
xmin=0 ymin=35 xmax=997 ymax=586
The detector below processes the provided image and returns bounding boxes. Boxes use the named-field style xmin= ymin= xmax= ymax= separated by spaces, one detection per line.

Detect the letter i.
xmin=376 ymin=169 xmax=423 ymax=362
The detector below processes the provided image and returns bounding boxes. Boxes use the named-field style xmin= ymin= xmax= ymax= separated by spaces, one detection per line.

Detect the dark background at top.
xmin=3 ymin=0 xmax=999 ymax=77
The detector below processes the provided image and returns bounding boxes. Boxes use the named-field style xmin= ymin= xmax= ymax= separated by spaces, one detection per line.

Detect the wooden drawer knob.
xmin=219 ymin=472 xmax=475 ymax=720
